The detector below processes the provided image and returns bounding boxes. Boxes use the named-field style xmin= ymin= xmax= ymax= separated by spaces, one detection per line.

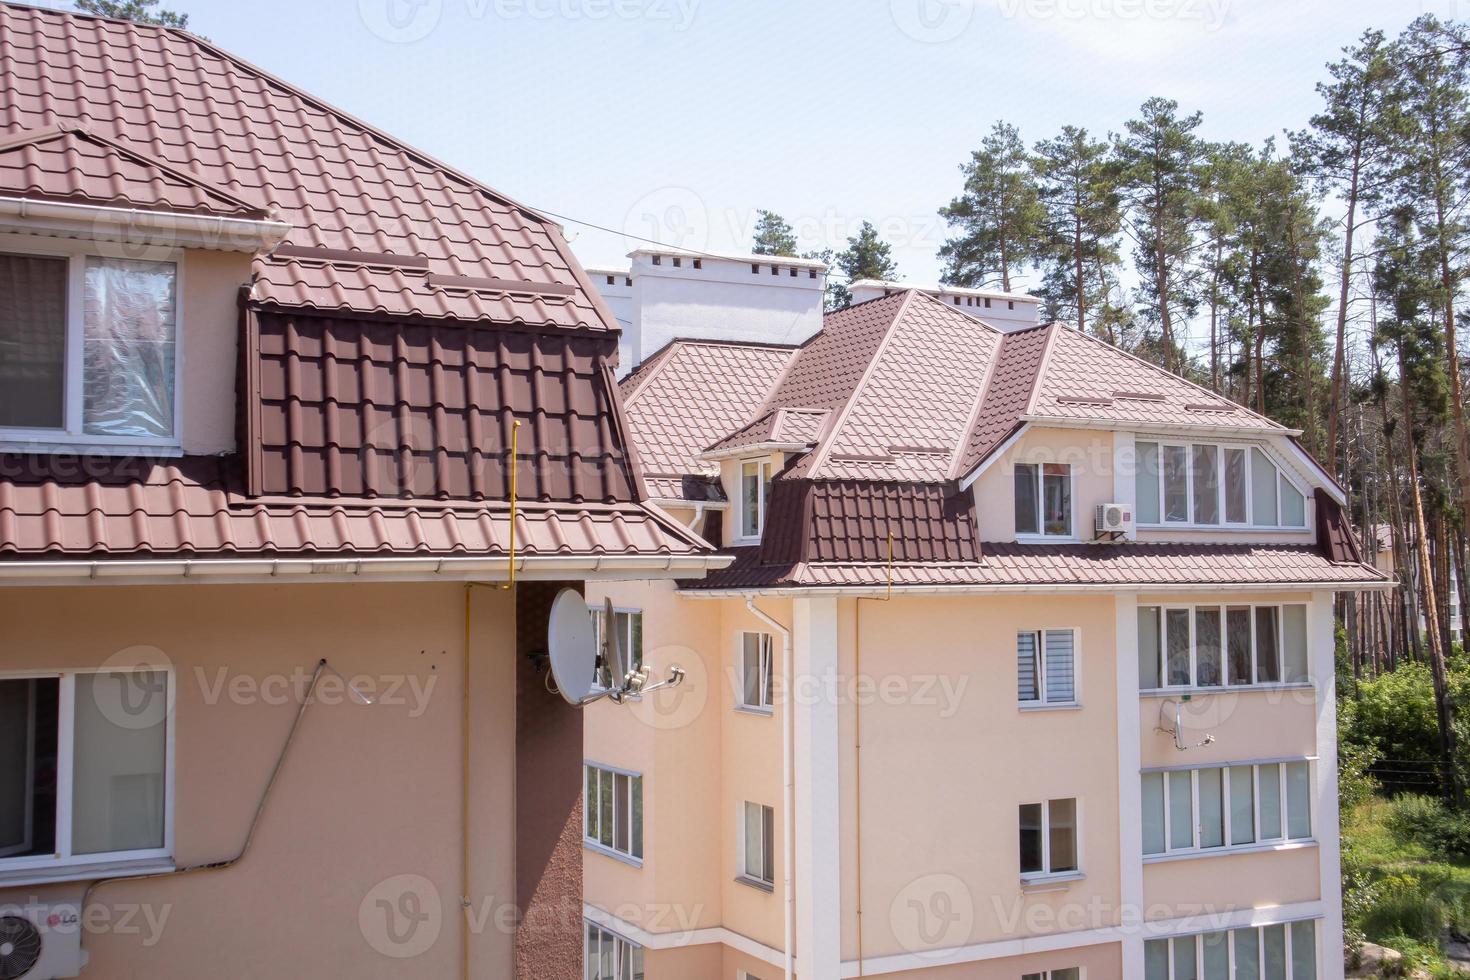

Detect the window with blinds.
xmin=1018 ymin=629 xmax=1077 ymax=706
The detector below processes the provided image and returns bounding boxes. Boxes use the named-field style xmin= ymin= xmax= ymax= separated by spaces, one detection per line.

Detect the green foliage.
xmin=1341 ymin=660 xmax=1445 ymax=794
xmin=751 ymin=210 xmax=798 ymax=257
xmin=1385 ymin=795 xmax=1470 ymax=860
xmin=75 ymin=0 xmax=190 ymax=29
xmin=939 ymin=121 xmax=1044 ymax=293
xmin=1030 ymin=125 xmax=1122 ymax=337
xmin=831 ymin=222 xmax=898 ymax=309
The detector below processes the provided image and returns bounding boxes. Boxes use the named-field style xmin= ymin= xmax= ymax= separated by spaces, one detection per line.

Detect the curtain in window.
xmin=1164 ymin=446 xmax=1189 ymax=522
xmin=1014 ymin=463 xmax=1039 ymax=534
xmin=1251 ymin=448 xmax=1278 ymax=525
xmin=0 ymin=253 xmax=67 ymax=428
xmin=82 ymin=257 xmax=177 ymax=439
xmin=71 ymin=671 xmax=167 ymax=855
xmin=1139 ymin=606 xmax=1162 ymax=689
xmin=1137 ymin=442 xmax=1161 ymax=523
xmin=1195 ymin=608 xmax=1222 ymax=687
xmin=1282 ymin=605 xmax=1308 ymax=682
xmin=1192 ymin=445 xmax=1219 ymax=524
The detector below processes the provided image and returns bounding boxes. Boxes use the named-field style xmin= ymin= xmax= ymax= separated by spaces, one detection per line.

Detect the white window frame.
xmin=1022 ymin=970 xmax=1085 ymax=980
xmin=1136 ymin=438 xmax=1309 ymax=530
xmin=0 ymin=667 xmax=176 ymax=876
xmin=583 ymin=761 xmax=643 ymax=866
xmin=738 ymin=800 xmax=775 ymax=889
xmin=1142 ymin=758 xmax=1315 ymax=860
xmin=737 ymin=458 xmax=773 ymax=543
xmin=1019 ymin=797 xmax=1082 ymax=882
xmin=737 ymin=631 xmax=775 ymax=714
xmin=584 ymin=919 xmax=644 ymax=980
xmin=1014 ymin=461 xmax=1077 ymax=541
xmin=0 ymin=233 xmax=185 ymax=455
xmin=1141 ymin=602 xmax=1309 ymax=692
xmin=1017 ymin=627 xmax=1080 ymax=708
xmin=1145 ymin=919 xmax=1319 ymax=979
xmin=590 ymin=607 xmax=643 ymax=692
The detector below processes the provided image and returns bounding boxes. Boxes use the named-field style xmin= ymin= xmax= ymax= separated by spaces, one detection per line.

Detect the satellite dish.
xmin=548 ymin=589 xmax=598 ymax=705
xmin=602 ymin=597 xmax=628 ymax=687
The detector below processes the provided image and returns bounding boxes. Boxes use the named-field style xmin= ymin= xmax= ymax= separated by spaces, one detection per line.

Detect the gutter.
xmin=0 ymin=552 xmax=734 ymax=586
xmin=1018 ymin=414 xmax=1303 ymax=439
xmin=0 ymin=194 xmax=292 ymax=253
xmin=745 ymin=599 xmax=794 ymax=980
xmin=682 ymin=578 xmax=1396 ymax=599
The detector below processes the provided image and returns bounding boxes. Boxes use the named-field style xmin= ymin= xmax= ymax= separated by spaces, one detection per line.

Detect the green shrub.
xmin=1364 ymin=875 xmax=1446 ymax=946
xmin=1385 ymin=794 xmax=1470 ymax=859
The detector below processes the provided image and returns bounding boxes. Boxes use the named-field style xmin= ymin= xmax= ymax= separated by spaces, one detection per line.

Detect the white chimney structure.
xmin=582 ymin=252 xmax=1043 ymax=374
xmin=847 ymin=279 xmax=1042 ymax=332
xmin=586 ymin=248 xmax=829 ymax=372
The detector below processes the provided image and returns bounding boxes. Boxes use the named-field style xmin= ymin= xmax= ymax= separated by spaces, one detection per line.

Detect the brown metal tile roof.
xmin=703 ymin=407 xmax=829 ymax=455
xmin=682 ymin=542 xmax=1392 ymax=591
xmin=953 ymin=323 xmax=1051 ymax=476
xmin=618 ymin=339 xmax=796 ymax=500
xmin=245 ymin=309 xmax=638 ymax=503
xmin=761 ymin=479 xmax=979 ymax=564
xmin=0 ymin=124 xmax=266 ymax=216
xmin=0 ymin=2 xmax=612 ymax=328
xmin=0 ymin=453 xmax=704 ymax=559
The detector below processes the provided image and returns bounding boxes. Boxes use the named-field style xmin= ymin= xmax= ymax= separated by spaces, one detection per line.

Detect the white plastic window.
xmin=1142 ymin=761 xmax=1313 ymax=856
xmin=1136 ymin=441 xmax=1307 ymax=528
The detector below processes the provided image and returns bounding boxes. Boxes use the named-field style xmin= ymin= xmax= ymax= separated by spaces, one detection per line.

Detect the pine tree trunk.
xmin=1398 ymin=341 xmax=1460 ymax=802
xmin=1327 ymin=152 xmax=1362 ymax=477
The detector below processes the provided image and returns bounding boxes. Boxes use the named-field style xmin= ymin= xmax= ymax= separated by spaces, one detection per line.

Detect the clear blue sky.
xmin=47 ymin=0 xmax=1450 ymax=286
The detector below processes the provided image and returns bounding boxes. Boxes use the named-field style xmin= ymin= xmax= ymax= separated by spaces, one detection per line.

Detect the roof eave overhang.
xmin=648 ymin=497 xmax=729 ymax=511
xmin=0 ymin=194 xmax=292 ymax=253
xmin=678 ymin=577 xmax=1396 ymax=598
xmin=1019 ymin=415 xmax=1302 ymax=439
xmin=0 ymin=552 xmax=736 ymax=587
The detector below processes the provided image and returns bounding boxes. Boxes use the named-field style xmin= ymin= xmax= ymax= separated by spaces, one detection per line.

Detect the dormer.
xmin=0 ymin=126 xmax=287 ymax=457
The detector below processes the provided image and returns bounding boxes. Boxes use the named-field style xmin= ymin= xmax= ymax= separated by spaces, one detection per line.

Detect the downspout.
xmin=745 ymin=598 xmax=794 ymax=980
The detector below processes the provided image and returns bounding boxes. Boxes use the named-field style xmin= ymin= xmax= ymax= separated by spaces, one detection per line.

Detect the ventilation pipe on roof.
xmin=745 ymin=599 xmax=793 ymax=980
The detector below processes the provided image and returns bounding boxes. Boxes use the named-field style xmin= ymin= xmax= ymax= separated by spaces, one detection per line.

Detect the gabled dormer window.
xmin=739 ymin=459 xmax=772 ymax=540
xmin=1015 ymin=462 xmax=1073 ymax=538
xmin=1137 ymin=441 xmax=1306 ymax=529
xmin=0 ymin=243 xmax=180 ymax=450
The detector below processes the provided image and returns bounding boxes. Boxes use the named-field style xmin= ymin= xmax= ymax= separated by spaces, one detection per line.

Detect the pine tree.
xmin=938 ymin=122 xmax=1045 ymax=293
xmin=832 ymin=222 xmax=898 ymax=309
xmin=1295 ymin=28 xmax=1395 ymax=473
xmin=751 ymin=210 xmax=799 ymax=257
xmin=76 ymin=0 xmax=191 ymax=29
xmin=1114 ymin=98 xmax=1209 ymax=375
xmin=1031 ymin=126 xmax=1122 ymax=335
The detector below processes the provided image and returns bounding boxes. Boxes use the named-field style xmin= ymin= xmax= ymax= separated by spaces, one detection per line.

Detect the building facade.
xmin=0 ymin=6 xmax=722 ymax=978
xmin=582 ymin=280 xmax=1390 ymax=979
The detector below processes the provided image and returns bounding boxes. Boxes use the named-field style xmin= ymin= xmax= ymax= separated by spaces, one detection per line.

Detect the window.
xmin=1017 ymin=629 xmax=1077 ymax=706
xmin=0 ymin=249 xmax=180 ymax=446
xmin=1144 ymin=921 xmax=1317 ymax=979
xmin=1023 ymin=971 xmax=1081 ymax=980
xmin=1136 ymin=441 xmax=1307 ymax=528
xmin=740 ymin=459 xmax=773 ymax=539
xmin=1015 ymin=462 xmax=1073 ymax=537
xmin=1019 ymin=798 xmax=1078 ymax=877
xmin=585 ymin=921 xmax=644 ymax=980
xmin=1142 ymin=760 xmax=1313 ymax=856
xmin=740 ymin=632 xmax=774 ymax=712
xmin=584 ymin=763 xmax=643 ymax=862
xmin=1138 ymin=603 xmax=1308 ymax=690
xmin=741 ymin=801 xmax=774 ymax=887
xmin=0 ymin=670 xmax=171 ymax=870
xmin=591 ymin=608 xmax=643 ymax=690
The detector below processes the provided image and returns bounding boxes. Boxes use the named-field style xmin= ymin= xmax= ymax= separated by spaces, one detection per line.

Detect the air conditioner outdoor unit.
xmin=0 ymin=904 xmax=87 ymax=980
xmin=1095 ymin=502 xmax=1134 ymax=537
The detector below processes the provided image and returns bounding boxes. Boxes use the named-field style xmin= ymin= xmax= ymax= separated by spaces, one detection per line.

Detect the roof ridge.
xmin=947 ymin=328 xmax=1009 ymax=481
xmin=1024 ymin=323 xmax=1063 ymax=416
xmin=906 ymin=287 xmax=1007 ymax=334
xmin=804 ymin=288 xmax=918 ymax=478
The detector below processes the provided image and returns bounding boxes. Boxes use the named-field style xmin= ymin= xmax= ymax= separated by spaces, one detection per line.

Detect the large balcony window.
xmin=1137 ymin=441 xmax=1306 ymax=529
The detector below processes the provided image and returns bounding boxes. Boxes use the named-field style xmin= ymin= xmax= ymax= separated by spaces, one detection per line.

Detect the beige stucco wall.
xmin=1144 ymin=846 xmax=1321 ymax=918
xmin=875 ymin=940 xmax=1121 ymax=979
xmin=0 ymin=582 xmax=516 ymax=978
xmin=972 ymin=426 xmax=1115 ymax=542
xmin=835 ymin=594 xmax=1121 ymax=960
xmin=179 ymin=249 xmax=252 ymax=455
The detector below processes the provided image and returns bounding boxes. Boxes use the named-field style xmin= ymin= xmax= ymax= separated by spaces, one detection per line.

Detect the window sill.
xmin=1143 ymin=839 xmax=1317 ymax=864
xmin=734 ymin=874 xmax=775 ymax=893
xmin=1137 ymin=523 xmax=1309 ymax=533
xmin=583 ymin=841 xmax=643 ymax=869
xmin=1020 ymin=870 xmax=1085 ymax=892
xmin=1139 ymin=683 xmax=1313 ymax=698
xmin=0 ymin=856 xmax=175 ymax=888
xmin=0 ymin=438 xmax=183 ymax=458
xmin=734 ymin=704 xmax=774 ymax=717
xmin=1015 ymin=534 xmax=1079 ymax=545
xmin=1018 ymin=701 xmax=1082 ymax=713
